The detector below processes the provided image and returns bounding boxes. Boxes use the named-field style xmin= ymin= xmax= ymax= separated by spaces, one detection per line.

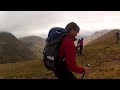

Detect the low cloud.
xmin=0 ymin=11 xmax=120 ymax=38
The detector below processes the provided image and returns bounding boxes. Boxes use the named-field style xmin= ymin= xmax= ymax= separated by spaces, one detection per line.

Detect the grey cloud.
xmin=0 ymin=11 xmax=67 ymax=32
xmin=0 ymin=11 xmax=120 ymax=38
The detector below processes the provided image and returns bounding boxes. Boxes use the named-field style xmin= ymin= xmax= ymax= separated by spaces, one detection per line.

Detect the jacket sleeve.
xmin=65 ymin=39 xmax=84 ymax=74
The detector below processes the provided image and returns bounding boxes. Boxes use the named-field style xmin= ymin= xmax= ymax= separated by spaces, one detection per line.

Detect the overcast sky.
xmin=0 ymin=11 xmax=120 ymax=38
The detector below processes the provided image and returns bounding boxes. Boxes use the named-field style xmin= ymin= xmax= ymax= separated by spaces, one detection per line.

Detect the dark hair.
xmin=65 ymin=22 xmax=80 ymax=32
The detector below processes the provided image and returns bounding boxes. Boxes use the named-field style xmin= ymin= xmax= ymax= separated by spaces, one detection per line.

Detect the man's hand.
xmin=83 ymin=64 xmax=90 ymax=74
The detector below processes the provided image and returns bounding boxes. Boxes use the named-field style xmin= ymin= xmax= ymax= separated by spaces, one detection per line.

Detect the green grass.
xmin=75 ymin=30 xmax=120 ymax=79
xmin=0 ymin=59 xmax=56 ymax=79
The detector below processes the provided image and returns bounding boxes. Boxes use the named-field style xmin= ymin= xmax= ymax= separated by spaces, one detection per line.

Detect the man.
xmin=53 ymin=22 xmax=89 ymax=79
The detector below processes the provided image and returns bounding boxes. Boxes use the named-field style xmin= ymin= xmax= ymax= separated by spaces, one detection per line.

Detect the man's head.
xmin=65 ymin=22 xmax=80 ymax=37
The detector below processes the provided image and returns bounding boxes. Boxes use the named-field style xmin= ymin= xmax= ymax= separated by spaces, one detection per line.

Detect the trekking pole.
xmin=81 ymin=71 xmax=85 ymax=79
xmin=81 ymin=64 xmax=90 ymax=79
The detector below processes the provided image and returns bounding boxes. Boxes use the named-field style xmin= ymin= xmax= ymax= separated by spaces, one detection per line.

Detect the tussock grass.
xmin=0 ymin=59 xmax=55 ymax=79
xmin=76 ymin=30 xmax=120 ymax=79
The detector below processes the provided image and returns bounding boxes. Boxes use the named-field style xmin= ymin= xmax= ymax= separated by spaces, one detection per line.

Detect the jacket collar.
xmin=66 ymin=33 xmax=77 ymax=41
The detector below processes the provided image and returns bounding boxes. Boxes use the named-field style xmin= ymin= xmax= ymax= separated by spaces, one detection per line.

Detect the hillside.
xmin=0 ymin=59 xmax=56 ymax=79
xmin=84 ymin=30 xmax=111 ymax=45
xmin=19 ymin=36 xmax=46 ymax=59
xmin=0 ymin=32 xmax=34 ymax=63
xmin=76 ymin=29 xmax=120 ymax=79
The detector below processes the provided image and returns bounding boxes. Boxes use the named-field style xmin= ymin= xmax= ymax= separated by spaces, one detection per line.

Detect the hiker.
xmin=79 ymin=38 xmax=83 ymax=55
xmin=74 ymin=40 xmax=78 ymax=54
xmin=115 ymin=29 xmax=120 ymax=44
xmin=53 ymin=22 xmax=89 ymax=79
xmin=77 ymin=39 xmax=81 ymax=55
xmin=77 ymin=39 xmax=81 ymax=45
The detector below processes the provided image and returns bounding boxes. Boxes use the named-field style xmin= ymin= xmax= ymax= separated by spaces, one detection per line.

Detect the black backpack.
xmin=43 ymin=27 xmax=67 ymax=71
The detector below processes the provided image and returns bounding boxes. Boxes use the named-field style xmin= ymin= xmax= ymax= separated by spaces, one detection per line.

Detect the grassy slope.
xmin=76 ymin=30 xmax=120 ymax=79
xmin=0 ymin=30 xmax=120 ymax=79
xmin=0 ymin=59 xmax=56 ymax=79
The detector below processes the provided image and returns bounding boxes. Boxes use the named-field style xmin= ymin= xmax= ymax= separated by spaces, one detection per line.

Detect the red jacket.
xmin=59 ymin=33 xmax=84 ymax=74
xmin=80 ymin=40 xmax=83 ymax=46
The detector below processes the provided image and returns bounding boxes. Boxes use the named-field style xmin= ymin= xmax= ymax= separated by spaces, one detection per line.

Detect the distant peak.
xmin=19 ymin=35 xmax=43 ymax=39
xmin=0 ymin=32 xmax=12 ymax=34
xmin=92 ymin=31 xmax=99 ymax=35
xmin=0 ymin=32 xmax=17 ymax=40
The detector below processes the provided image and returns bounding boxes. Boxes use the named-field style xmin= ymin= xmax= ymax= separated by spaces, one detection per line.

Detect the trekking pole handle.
xmin=86 ymin=64 xmax=90 ymax=67
xmin=81 ymin=64 xmax=90 ymax=79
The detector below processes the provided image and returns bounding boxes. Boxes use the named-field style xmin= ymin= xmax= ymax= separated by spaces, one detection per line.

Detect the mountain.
xmin=19 ymin=36 xmax=46 ymax=59
xmin=0 ymin=32 xmax=34 ymax=63
xmin=84 ymin=30 xmax=111 ymax=45
xmin=76 ymin=31 xmax=93 ymax=40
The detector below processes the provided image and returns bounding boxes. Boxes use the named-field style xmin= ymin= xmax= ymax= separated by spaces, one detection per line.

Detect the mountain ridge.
xmin=0 ymin=32 xmax=35 ymax=63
